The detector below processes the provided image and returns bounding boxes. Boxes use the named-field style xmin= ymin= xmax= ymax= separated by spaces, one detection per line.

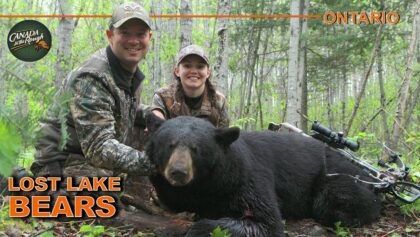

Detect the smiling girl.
xmin=150 ymin=44 xmax=230 ymax=127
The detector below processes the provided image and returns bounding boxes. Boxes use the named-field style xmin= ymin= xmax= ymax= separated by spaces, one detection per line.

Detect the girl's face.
xmin=175 ymin=55 xmax=210 ymax=97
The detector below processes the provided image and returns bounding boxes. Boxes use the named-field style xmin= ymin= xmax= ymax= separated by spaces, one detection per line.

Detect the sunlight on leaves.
xmin=0 ymin=120 xmax=21 ymax=176
xmin=211 ymin=226 xmax=231 ymax=237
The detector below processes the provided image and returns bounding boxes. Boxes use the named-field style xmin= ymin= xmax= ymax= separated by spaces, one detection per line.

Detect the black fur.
xmin=146 ymin=116 xmax=381 ymax=237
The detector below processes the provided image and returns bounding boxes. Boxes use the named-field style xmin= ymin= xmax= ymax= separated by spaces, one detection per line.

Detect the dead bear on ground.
xmin=146 ymin=116 xmax=381 ymax=237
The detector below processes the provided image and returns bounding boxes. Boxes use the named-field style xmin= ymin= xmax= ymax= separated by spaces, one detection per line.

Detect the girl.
xmin=150 ymin=44 xmax=229 ymax=127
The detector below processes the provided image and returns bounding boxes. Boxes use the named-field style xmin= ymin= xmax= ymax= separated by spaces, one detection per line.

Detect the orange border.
xmin=0 ymin=14 xmax=322 ymax=19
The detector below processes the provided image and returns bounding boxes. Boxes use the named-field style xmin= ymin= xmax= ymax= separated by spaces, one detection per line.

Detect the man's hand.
xmin=130 ymin=151 xmax=157 ymax=176
xmin=144 ymin=109 xmax=165 ymax=134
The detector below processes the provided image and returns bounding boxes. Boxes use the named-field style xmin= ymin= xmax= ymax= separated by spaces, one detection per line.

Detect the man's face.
xmin=106 ymin=19 xmax=152 ymax=72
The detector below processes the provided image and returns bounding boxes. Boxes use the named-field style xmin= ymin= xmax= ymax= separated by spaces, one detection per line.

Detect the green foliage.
xmin=56 ymin=92 xmax=72 ymax=151
xmin=349 ymin=132 xmax=382 ymax=160
xmin=334 ymin=222 xmax=352 ymax=237
xmin=0 ymin=204 xmax=34 ymax=233
xmin=0 ymin=120 xmax=22 ymax=176
xmin=390 ymin=233 xmax=402 ymax=237
xmin=399 ymin=199 xmax=420 ymax=218
xmin=79 ymin=224 xmax=106 ymax=237
xmin=404 ymin=227 xmax=417 ymax=235
xmin=40 ymin=231 xmax=55 ymax=237
xmin=231 ymin=117 xmax=256 ymax=129
xmin=211 ymin=226 xmax=231 ymax=237
xmin=404 ymin=131 xmax=419 ymax=164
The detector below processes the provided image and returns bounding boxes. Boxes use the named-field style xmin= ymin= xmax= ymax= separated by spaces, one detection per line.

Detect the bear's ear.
xmin=146 ymin=111 xmax=165 ymax=134
xmin=214 ymin=127 xmax=240 ymax=147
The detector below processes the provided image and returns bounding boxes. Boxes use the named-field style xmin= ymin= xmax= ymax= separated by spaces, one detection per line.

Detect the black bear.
xmin=146 ymin=116 xmax=381 ymax=237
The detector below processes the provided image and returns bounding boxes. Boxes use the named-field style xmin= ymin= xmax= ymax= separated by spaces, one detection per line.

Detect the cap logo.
xmin=124 ymin=4 xmax=141 ymax=13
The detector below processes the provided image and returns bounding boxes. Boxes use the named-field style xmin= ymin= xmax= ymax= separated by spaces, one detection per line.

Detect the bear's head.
xmin=146 ymin=113 xmax=240 ymax=187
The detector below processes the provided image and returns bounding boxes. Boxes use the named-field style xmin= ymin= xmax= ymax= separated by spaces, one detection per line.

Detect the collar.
xmin=106 ymin=46 xmax=144 ymax=96
xmin=184 ymin=94 xmax=204 ymax=110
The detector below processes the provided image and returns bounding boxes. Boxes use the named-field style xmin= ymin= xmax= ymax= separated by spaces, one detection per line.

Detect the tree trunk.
xmin=341 ymin=68 xmax=348 ymax=131
xmin=418 ymin=16 xmax=420 ymax=64
xmin=377 ymin=32 xmax=390 ymax=144
xmin=180 ymin=0 xmax=192 ymax=48
xmin=345 ymin=24 xmax=384 ymax=135
xmin=163 ymin=0 xmax=178 ymax=85
xmin=375 ymin=0 xmax=390 ymax=144
xmin=403 ymin=80 xmax=420 ymax=128
xmin=238 ymin=29 xmax=255 ymax=119
xmin=213 ymin=0 xmax=231 ymax=96
xmin=256 ymin=28 xmax=271 ymax=130
xmin=327 ymin=80 xmax=335 ymax=129
xmin=391 ymin=1 xmax=419 ymax=149
xmin=278 ymin=24 xmax=288 ymax=122
xmin=55 ymin=0 xmax=74 ymax=88
xmin=299 ymin=0 xmax=309 ymax=133
xmin=238 ymin=67 xmax=247 ymax=119
xmin=340 ymin=25 xmax=349 ymax=131
xmin=0 ymin=27 xmax=6 ymax=104
xmin=151 ymin=0 xmax=162 ymax=88
xmin=286 ymin=0 xmax=302 ymax=127
xmin=244 ymin=25 xmax=262 ymax=130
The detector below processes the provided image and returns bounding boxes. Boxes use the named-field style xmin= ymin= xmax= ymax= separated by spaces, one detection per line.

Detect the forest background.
xmin=0 ymin=0 xmax=419 ymax=236
xmin=0 ymin=0 xmax=419 ymax=211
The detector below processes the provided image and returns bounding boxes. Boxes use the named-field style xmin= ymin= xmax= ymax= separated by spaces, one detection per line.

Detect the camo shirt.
xmin=150 ymin=82 xmax=229 ymax=127
xmin=31 ymin=46 xmax=154 ymax=176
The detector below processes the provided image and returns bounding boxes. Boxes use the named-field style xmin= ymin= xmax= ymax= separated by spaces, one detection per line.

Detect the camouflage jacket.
xmin=150 ymin=82 xmax=229 ymax=127
xmin=31 ymin=46 xmax=154 ymax=176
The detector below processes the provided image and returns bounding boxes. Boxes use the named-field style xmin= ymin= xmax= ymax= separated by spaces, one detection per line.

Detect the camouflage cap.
xmin=176 ymin=45 xmax=210 ymax=66
xmin=110 ymin=2 xmax=151 ymax=29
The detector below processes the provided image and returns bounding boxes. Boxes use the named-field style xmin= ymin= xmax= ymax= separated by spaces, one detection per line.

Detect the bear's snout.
xmin=164 ymin=146 xmax=194 ymax=186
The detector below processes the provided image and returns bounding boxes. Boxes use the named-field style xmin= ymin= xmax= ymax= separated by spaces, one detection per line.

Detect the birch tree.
xmin=375 ymin=0 xmax=390 ymax=144
xmin=377 ymin=39 xmax=390 ymax=144
xmin=341 ymin=26 xmax=349 ymax=131
xmin=55 ymin=0 xmax=74 ymax=88
xmin=403 ymin=81 xmax=420 ymax=128
xmin=286 ymin=0 xmax=302 ymax=127
xmin=162 ymin=0 xmax=179 ymax=85
xmin=180 ymin=0 xmax=192 ymax=48
xmin=391 ymin=0 xmax=420 ymax=149
xmin=213 ymin=0 xmax=230 ymax=95
xmin=151 ymin=0 xmax=162 ymax=88
xmin=299 ymin=0 xmax=309 ymax=132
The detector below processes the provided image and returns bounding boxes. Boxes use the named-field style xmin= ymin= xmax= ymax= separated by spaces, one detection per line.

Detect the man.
xmin=31 ymin=2 xmax=155 ymax=181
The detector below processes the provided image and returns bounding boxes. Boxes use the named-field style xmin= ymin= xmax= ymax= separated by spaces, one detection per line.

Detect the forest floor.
xmin=0 ymin=195 xmax=419 ymax=237
xmin=285 ymin=202 xmax=419 ymax=237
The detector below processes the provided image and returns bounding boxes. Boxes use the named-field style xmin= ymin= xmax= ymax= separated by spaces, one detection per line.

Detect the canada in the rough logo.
xmin=7 ymin=20 xmax=52 ymax=62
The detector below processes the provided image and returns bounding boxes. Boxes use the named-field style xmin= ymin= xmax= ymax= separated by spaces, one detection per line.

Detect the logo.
xmin=7 ymin=20 xmax=52 ymax=62
xmin=124 ymin=3 xmax=141 ymax=12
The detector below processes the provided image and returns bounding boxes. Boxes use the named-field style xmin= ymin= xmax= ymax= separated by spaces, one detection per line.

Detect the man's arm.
xmin=69 ymin=75 xmax=154 ymax=175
